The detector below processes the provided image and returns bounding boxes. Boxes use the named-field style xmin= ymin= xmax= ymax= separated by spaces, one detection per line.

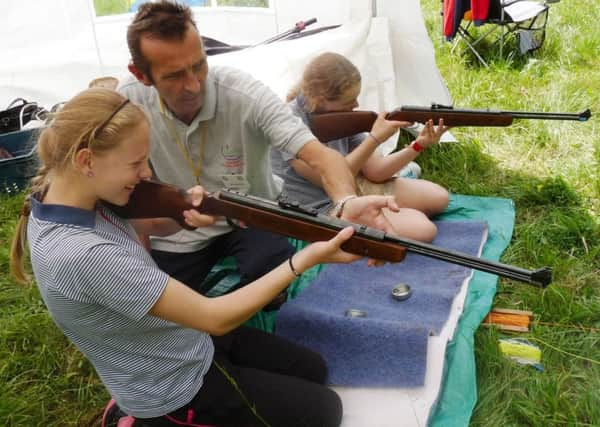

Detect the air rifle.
xmin=109 ymin=180 xmax=551 ymax=287
xmin=309 ymin=104 xmax=592 ymax=142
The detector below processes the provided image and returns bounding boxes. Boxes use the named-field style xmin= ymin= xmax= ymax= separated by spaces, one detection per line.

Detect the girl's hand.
xmin=183 ymin=186 xmax=218 ymax=228
xmin=414 ymin=118 xmax=449 ymax=149
xmin=369 ymin=111 xmax=412 ymax=145
xmin=302 ymin=226 xmax=362 ymax=266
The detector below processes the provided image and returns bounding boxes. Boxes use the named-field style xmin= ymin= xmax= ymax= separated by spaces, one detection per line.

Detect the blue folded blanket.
xmin=276 ymin=220 xmax=488 ymax=387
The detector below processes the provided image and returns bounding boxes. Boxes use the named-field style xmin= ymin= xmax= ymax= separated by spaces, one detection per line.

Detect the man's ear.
xmin=128 ymin=62 xmax=153 ymax=86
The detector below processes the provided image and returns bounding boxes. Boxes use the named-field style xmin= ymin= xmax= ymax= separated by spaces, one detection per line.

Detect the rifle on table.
xmin=110 ymin=180 xmax=552 ymax=287
xmin=309 ymin=103 xmax=592 ymax=142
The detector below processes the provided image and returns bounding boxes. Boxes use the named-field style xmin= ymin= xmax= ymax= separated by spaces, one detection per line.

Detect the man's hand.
xmin=182 ymin=186 xmax=218 ymax=228
xmin=340 ymin=195 xmax=399 ymax=232
xmin=337 ymin=195 xmax=401 ymax=266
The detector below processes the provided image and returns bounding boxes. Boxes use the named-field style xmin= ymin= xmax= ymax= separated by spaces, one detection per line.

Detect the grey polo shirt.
xmin=27 ymin=197 xmax=213 ymax=418
xmin=119 ymin=65 xmax=315 ymax=252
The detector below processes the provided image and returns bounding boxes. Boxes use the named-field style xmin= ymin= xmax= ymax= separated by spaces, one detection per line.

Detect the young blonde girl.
xmin=272 ymin=52 xmax=450 ymax=242
xmin=10 ymin=87 xmax=373 ymax=427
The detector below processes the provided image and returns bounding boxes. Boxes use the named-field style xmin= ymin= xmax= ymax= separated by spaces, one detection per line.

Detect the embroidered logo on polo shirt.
xmin=221 ymin=143 xmax=243 ymax=172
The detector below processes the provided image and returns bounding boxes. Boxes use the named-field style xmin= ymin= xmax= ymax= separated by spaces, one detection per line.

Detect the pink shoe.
xmin=101 ymin=399 xmax=135 ymax=427
xmin=102 ymin=398 xmax=216 ymax=427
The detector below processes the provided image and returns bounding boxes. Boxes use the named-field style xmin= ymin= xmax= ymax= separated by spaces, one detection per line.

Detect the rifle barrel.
xmin=401 ymin=106 xmax=591 ymax=122
xmin=310 ymin=106 xmax=591 ymax=142
xmin=386 ymin=235 xmax=551 ymax=287
xmin=221 ymin=190 xmax=552 ymax=287
xmin=509 ymin=109 xmax=591 ymax=121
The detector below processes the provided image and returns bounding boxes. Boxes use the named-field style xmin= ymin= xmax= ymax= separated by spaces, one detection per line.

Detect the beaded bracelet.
xmin=331 ymin=194 xmax=358 ymax=218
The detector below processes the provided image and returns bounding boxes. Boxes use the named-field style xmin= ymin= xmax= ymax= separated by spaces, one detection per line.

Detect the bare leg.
xmin=381 ymin=207 xmax=438 ymax=242
xmin=355 ymin=174 xmax=448 ymax=241
xmin=391 ymin=178 xmax=449 ymax=217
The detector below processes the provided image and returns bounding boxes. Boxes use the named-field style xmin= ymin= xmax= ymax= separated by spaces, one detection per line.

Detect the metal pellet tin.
xmin=391 ymin=283 xmax=412 ymax=301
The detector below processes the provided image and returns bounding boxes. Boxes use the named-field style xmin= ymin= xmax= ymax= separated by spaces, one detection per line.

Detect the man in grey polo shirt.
xmin=119 ymin=1 xmax=397 ymax=308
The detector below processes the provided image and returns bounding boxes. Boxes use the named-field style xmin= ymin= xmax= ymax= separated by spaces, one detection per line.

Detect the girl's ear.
xmin=73 ymin=148 xmax=93 ymax=176
xmin=309 ymin=96 xmax=326 ymax=113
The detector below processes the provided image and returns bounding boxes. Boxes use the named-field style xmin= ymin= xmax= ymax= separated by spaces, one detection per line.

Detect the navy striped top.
xmin=27 ymin=197 xmax=214 ymax=418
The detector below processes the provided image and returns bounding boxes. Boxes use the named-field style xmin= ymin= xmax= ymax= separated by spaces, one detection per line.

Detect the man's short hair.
xmin=127 ymin=0 xmax=198 ymax=80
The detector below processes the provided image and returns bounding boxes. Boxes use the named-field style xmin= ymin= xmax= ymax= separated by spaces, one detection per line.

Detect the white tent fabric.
xmin=0 ymin=0 xmax=452 ymax=117
xmin=1 ymin=0 xmax=460 ymax=425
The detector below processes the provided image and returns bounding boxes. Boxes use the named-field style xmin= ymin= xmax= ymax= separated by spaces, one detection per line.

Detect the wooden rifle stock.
xmin=309 ymin=104 xmax=592 ymax=142
xmin=109 ymin=180 xmax=406 ymax=262
xmin=109 ymin=180 xmax=552 ymax=287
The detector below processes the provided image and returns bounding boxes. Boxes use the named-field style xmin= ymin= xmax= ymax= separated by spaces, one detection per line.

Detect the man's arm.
xmin=295 ymin=140 xmax=357 ymax=203
xmin=247 ymin=79 xmax=355 ymax=202
xmin=293 ymin=140 xmax=401 ymax=235
xmin=287 ymin=158 xmax=322 ymax=187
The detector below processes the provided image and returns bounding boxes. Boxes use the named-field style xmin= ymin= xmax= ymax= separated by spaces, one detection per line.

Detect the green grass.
xmin=0 ymin=194 xmax=107 ymax=426
xmin=92 ymin=0 xmax=268 ymax=17
xmin=418 ymin=0 xmax=600 ymax=425
xmin=2 ymin=1 xmax=599 ymax=426
xmin=93 ymin=0 xmax=134 ymax=17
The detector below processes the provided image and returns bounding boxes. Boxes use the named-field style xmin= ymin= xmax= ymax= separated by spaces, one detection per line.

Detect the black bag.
xmin=0 ymin=98 xmax=48 ymax=135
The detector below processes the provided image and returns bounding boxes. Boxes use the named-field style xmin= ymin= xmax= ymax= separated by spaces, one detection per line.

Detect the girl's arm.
xmin=361 ymin=119 xmax=449 ymax=182
xmin=344 ymin=112 xmax=410 ymax=176
xmin=360 ymin=145 xmax=421 ymax=183
xmin=149 ymin=226 xmax=361 ymax=335
xmin=288 ymin=112 xmax=409 ymax=186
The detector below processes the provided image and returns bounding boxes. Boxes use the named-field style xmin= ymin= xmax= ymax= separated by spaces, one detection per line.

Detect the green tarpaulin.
xmin=207 ymin=194 xmax=515 ymax=426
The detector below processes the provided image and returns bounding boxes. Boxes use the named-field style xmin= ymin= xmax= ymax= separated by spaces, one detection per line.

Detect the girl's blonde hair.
xmin=10 ymin=87 xmax=146 ymax=284
xmin=287 ymin=52 xmax=361 ymax=112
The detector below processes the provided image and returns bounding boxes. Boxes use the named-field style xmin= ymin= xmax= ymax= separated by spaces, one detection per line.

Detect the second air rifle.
xmin=309 ymin=103 xmax=592 ymax=142
xmin=109 ymin=180 xmax=551 ymax=287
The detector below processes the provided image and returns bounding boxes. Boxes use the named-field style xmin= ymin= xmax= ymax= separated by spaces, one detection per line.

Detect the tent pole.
xmin=85 ymin=0 xmax=105 ymax=75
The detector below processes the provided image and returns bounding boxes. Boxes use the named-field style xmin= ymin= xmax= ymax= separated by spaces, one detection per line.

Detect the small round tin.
xmin=391 ymin=283 xmax=412 ymax=301
xmin=345 ymin=309 xmax=368 ymax=318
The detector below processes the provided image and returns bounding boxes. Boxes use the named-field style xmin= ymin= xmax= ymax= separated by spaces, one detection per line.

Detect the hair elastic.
xmin=288 ymin=256 xmax=301 ymax=277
